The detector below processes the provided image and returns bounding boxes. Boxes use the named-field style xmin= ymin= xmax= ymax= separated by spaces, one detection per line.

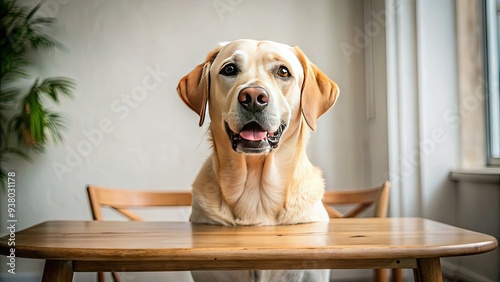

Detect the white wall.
xmin=4 ymin=1 xmax=495 ymax=282
xmin=450 ymin=179 xmax=499 ymax=282
xmin=386 ymin=0 xmax=499 ymax=281
xmin=1 ymin=1 xmax=375 ymax=281
xmin=386 ymin=0 xmax=461 ymax=221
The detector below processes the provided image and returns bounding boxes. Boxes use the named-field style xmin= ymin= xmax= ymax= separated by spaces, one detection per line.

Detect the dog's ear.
xmin=177 ymin=47 xmax=221 ymax=126
xmin=293 ymin=46 xmax=339 ymax=131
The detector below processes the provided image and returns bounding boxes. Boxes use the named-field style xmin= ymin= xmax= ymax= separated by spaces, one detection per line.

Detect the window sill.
xmin=449 ymin=167 xmax=500 ymax=184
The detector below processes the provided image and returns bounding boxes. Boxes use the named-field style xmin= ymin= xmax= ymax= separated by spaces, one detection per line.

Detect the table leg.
xmin=414 ymin=258 xmax=442 ymax=282
xmin=42 ymin=260 xmax=74 ymax=282
xmin=374 ymin=268 xmax=388 ymax=282
xmin=392 ymin=269 xmax=404 ymax=282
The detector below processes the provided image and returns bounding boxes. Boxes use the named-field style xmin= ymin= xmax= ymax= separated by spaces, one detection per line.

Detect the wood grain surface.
xmin=1 ymin=218 xmax=497 ymax=263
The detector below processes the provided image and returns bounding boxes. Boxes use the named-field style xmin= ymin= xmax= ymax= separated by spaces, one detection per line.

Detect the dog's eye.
xmin=277 ymin=66 xmax=290 ymax=78
xmin=220 ymin=63 xmax=238 ymax=76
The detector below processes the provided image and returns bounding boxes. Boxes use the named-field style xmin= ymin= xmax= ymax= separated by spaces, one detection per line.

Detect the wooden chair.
xmin=323 ymin=181 xmax=402 ymax=282
xmin=86 ymin=185 xmax=192 ymax=282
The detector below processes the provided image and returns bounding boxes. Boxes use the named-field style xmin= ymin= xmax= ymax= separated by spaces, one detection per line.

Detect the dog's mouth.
xmin=225 ymin=121 xmax=286 ymax=154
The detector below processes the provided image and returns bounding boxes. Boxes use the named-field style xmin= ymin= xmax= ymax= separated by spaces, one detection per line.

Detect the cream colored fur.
xmin=177 ymin=39 xmax=339 ymax=282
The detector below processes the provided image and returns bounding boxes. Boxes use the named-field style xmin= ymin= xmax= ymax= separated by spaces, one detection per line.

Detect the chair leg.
xmin=97 ymin=272 xmax=105 ymax=282
xmin=374 ymin=269 xmax=388 ymax=282
xmin=413 ymin=268 xmax=421 ymax=282
xmin=392 ymin=268 xmax=404 ymax=282
xmin=112 ymin=272 xmax=121 ymax=282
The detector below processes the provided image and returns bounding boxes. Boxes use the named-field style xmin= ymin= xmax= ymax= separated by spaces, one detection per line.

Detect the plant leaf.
xmin=0 ymin=170 xmax=6 ymax=190
xmin=38 ymin=77 xmax=76 ymax=101
xmin=28 ymin=16 xmax=56 ymax=26
xmin=0 ymin=88 xmax=21 ymax=105
xmin=1 ymin=0 xmax=75 ymax=161
xmin=45 ymin=112 xmax=66 ymax=144
xmin=3 ymin=146 xmax=32 ymax=162
xmin=24 ymin=0 xmax=45 ymax=23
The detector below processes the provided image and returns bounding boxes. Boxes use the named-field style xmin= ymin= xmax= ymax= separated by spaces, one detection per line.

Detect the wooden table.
xmin=0 ymin=218 xmax=497 ymax=282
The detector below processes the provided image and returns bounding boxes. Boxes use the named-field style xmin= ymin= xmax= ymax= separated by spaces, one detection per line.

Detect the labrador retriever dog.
xmin=177 ymin=39 xmax=339 ymax=282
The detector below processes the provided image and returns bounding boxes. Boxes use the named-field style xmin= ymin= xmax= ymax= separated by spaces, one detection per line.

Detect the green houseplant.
xmin=0 ymin=0 xmax=76 ymax=186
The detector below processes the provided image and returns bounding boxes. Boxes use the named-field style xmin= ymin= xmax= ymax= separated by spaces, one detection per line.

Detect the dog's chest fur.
xmin=220 ymin=156 xmax=287 ymax=225
xmin=190 ymin=148 xmax=329 ymax=226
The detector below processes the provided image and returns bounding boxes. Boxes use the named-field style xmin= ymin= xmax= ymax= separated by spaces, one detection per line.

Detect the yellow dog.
xmin=178 ymin=39 xmax=339 ymax=281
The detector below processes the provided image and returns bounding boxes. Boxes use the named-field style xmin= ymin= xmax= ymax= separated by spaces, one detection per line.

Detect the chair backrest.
xmin=322 ymin=181 xmax=390 ymax=218
xmin=87 ymin=185 xmax=192 ymax=221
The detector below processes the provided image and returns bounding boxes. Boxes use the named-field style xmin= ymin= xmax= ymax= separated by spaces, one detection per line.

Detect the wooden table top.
xmin=1 ymin=218 xmax=497 ymax=263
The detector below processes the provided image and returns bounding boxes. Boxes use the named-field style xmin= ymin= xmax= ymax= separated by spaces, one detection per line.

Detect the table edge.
xmin=1 ymin=218 xmax=498 ymax=262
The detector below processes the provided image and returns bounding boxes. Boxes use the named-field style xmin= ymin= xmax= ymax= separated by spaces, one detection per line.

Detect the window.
xmin=484 ymin=0 xmax=500 ymax=165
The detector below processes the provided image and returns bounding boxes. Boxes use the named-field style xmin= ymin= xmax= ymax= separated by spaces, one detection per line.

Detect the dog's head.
xmin=177 ymin=39 xmax=339 ymax=154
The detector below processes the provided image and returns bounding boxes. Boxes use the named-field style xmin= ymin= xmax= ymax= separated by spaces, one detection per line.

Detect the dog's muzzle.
xmin=225 ymin=122 xmax=286 ymax=154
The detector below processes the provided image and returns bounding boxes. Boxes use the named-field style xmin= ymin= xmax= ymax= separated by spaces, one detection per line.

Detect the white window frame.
xmin=485 ymin=0 xmax=500 ymax=165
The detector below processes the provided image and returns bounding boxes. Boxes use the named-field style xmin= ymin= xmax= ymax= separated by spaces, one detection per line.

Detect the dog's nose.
xmin=238 ymin=87 xmax=269 ymax=112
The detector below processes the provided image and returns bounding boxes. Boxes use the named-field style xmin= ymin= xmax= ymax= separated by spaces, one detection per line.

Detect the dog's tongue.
xmin=239 ymin=129 xmax=267 ymax=141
